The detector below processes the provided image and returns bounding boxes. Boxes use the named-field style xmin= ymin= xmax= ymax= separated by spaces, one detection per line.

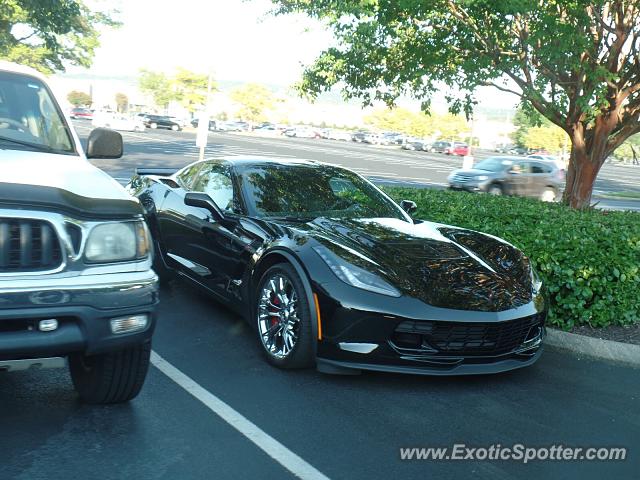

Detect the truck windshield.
xmin=0 ymin=70 xmax=75 ymax=154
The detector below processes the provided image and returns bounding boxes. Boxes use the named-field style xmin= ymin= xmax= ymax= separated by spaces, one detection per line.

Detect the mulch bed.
xmin=569 ymin=324 xmax=640 ymax=346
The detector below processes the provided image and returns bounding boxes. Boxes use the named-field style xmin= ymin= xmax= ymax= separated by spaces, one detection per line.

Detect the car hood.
xmin=0 ymin=150 xmax=141 ymax=218
xmin=291 ymin=217 xmax=534 ymax=312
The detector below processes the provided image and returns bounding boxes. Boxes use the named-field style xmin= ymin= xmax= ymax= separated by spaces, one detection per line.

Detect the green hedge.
xmin=384 ymin=187 xmax=640 ymax=329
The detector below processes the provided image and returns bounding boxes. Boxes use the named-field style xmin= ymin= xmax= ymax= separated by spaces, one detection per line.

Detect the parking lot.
xmin=1 ymin=123 xmax=638 ymax=479
xmin=2 ymin=280 xmax=638 ymax=479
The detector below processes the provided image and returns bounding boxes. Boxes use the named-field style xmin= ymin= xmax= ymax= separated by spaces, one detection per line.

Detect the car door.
xmin=505 ymin=161 xmax=531 ymax=196
xmin=530 ymin=162 xmax=553 ymax=197
xmin=166 ymin=162 xmax=253 ymax=300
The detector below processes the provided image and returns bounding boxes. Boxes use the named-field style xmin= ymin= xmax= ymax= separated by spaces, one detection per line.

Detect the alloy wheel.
xmin=257 ymin=274 xmax=301 ymax=359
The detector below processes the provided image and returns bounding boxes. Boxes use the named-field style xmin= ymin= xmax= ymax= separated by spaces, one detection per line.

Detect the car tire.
xmin=69 ymin=341 xmax=151 ymax=404
xmin=171 ymin=125 xmax=179 ymax=131
xmin=254 ymin=263 xmax=315 ymax=369
xmin=488 ymin=184 xmax=503 ymax=195
xmin=541 ymin=187 xmax=557 ymax=202
xmin=150 ymin=122 xmax=158 ymax=129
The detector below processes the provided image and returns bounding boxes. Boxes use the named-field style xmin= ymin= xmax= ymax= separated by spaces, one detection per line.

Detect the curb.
xmin=546 ymin=328 xmax=640 ymax=367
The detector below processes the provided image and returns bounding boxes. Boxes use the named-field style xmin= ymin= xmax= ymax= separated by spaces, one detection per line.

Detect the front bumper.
xmin=448 ymin=180 xmax=491 ymax=192
xmin=313 ymin=284 xmax=547 ymax=376
xmin=0 ymin=270 xmax=159 ymax=360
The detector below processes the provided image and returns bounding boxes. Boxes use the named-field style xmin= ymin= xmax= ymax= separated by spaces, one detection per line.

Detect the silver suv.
xmin=0 ymin=61 xmax=158 ymax=404
xmin=448 ymin=156 xmax=565 ymax=202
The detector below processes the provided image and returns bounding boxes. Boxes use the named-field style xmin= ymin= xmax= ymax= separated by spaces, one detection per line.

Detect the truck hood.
xmin=0 ymin=150 xmax=142 ymax=218
xmin=0 ymin=150 xmax=129 ymax=200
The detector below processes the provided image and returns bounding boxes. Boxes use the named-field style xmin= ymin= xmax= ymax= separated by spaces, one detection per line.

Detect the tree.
xmin=365 ymin=108 xmax=468 ymax=139
xmin=230 ymin=83 xmax=276 ymax=122
xmin=272 ymin=1 xmax=640 ymax=208
xmin=115 ymin=92 xmax=128 ymax=113
xmin=138 ymin=70 xmax=175 ymax=110
xmin=0 ymin=1 xmax=119 ymax=73
xmin=524 ymin=126 xmax=569 ymax=155
xmin=173 ymin=68 xmax=214 ymax=113
xmin=67 ymin=90 xmax=91 ymax=107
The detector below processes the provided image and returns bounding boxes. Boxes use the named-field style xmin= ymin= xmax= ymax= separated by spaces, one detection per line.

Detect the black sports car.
xmin=128 ymin=158 xmax=547 ymax=375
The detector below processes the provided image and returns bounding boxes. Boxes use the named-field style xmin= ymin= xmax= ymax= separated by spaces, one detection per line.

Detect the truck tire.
xmin=69 ymin=341 xmax=151 ymax=404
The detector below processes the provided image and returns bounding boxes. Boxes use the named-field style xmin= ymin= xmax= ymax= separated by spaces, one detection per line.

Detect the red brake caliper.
xmin=270 ymin=294 xmax=280 ymax=326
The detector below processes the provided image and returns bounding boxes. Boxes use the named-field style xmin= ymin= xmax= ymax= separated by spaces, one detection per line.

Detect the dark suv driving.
xmin=140 ymin=114 xmax=181 ymax=131
xmin=448 ymin=156 xmax=564 ymax=202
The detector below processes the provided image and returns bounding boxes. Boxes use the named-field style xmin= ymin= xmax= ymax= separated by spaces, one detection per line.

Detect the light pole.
xmin=197 ymin=71 xmax=214 ymax=162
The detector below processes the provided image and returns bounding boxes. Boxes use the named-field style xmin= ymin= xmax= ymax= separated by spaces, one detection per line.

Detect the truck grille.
xmin=392 ymin=314 xmax=544 ymax=357
xmin=0 ymin=219 xmax=63 ymax=272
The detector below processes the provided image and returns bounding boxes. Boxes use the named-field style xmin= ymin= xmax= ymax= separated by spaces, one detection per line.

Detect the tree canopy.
xmin=0 ymin=0 xmax=119 ymax=73
xmin=138 ymin=68 xmax=213 ymax=113
xmin=115 ymin=92 xmax=128 ymax=112
xmin=67 ymin=90 xmax=91 ymax=107
xmin=230 ymin=83 xmax=277 ymax=122
xmin=365 ymin=107 xmax=469 ymax=139
xmin=271 ymin=1 xmax=640 ymax=208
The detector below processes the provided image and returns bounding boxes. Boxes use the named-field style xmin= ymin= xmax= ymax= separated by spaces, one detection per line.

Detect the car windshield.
xmin=474 ymin=157 xmax=513 ymax=172
xmin=239 ymin=164 xmax=408 ymax=221
xmin=0 ymin=70 xmax=75 ymax=154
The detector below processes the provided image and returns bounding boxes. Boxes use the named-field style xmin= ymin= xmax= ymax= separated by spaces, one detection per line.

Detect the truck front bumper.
xmin=0 ymin=270 xmax=159 ymax=360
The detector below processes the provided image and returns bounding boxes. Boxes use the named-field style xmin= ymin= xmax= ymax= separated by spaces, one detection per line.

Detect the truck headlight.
xmin=85 ymin=221 xmax=150 ymax=263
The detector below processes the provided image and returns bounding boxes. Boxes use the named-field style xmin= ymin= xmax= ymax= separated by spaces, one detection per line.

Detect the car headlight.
xmin=477 ymin=175 xmax=489 ymax=181
xmin=313 ymin=245 xmax=401 ymax=297
xmin=85 ymin=221 xmax=150 ymax=263
xmin=530 ymin=265 xmax=543 ymax=294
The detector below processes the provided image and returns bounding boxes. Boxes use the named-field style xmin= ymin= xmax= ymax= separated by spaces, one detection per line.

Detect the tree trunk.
xmin=562 ymin=148 xmax=600 ymax=209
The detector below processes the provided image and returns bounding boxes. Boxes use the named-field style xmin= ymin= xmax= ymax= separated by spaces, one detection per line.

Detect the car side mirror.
xmin=400 ymin=200 xmax=418 ymax=215
xmin=184 ymin=192 xmax=225 ymax=223
xmin=86 ymin=128 xmax=123 ymax=159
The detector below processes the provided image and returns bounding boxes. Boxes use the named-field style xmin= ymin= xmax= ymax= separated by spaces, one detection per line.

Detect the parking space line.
xmin=150 ymin=351 xmax=331 ymax=480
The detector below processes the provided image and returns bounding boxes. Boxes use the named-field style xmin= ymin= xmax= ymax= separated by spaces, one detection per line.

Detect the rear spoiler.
xmin=135 ymin=167 xmax=179 ymax=177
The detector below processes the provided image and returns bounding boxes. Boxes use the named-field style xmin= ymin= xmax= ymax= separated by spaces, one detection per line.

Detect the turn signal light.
xmin=110 ymin=314 xmax=148 ymax=334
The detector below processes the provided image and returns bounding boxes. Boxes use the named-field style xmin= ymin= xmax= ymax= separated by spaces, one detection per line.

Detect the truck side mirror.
xmin=86 ymin=128 xmax=123 ymax=159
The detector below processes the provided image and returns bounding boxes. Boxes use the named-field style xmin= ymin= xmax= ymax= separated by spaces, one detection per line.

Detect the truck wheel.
xmin=69 ymin=342 xmax=151 ymax=404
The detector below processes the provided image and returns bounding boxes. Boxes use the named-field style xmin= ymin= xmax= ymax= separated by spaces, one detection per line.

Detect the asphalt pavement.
xmin=1 ymin=281 xmax=638 ymax=479
xmin=1 ymin=121 xmax=638 ymax=479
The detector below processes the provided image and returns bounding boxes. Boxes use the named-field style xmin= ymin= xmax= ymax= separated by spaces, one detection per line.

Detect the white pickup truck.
xmin=0 ymin=61 xmax=158 ymax=404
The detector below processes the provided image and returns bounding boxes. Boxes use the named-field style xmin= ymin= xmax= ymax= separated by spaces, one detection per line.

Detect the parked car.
xmin=351 ymin=131 xmax=368 ymax=143
xmin=140 ymin=114 xmax=181 ymax=131
xmin=128 ymin=157 xmax=547 ymax=375
xmin=445 ymin=142 xmax=470 ymax=156
xmin=92 ymin=112 xmax=146 ymax=132
xmin=363 ymin=133 xmax=381 ymax=144
xmin=508 ymin=146 xmax=529 ymax=156
xmin=286 ymin=126 xmax=320 ymax=138
xmin=448 ymin=156 xmax=564 ymax=201
xmin=327 ymin=130 xmax=353 ymax=141
xmin=69 ymin=107 xmax=93 ymax=120
xmin=528 ymin=154 xmax=566 ymax=172
xmin=0 ymin=61 xmax=158 ymax=404
xmin=430 ymin=140 xmax=452 ymax=153
xmin=402 ymin=138 xmax=430 ymax=151
xmin=191 ymin=118 xmax=217 ymax=130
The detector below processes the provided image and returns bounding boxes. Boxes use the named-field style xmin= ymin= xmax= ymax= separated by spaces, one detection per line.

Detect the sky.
xmin=74 ymin=0 xmax=334 ymax=85
xmin=72 ymin=0 xmax=518 ymax=114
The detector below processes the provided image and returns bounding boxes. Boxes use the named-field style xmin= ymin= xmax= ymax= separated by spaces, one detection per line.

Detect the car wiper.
xmin=0 ymin=136 xmax=72 ymax=155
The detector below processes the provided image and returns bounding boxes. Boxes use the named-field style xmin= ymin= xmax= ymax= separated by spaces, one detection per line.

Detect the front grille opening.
xmin=392 ymin=315 xmax=543 ymax=357
xmin=392 ymin=332 xmax=422 ymax=349
xmin=0 ymin=219 xmax=63 ymax=272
